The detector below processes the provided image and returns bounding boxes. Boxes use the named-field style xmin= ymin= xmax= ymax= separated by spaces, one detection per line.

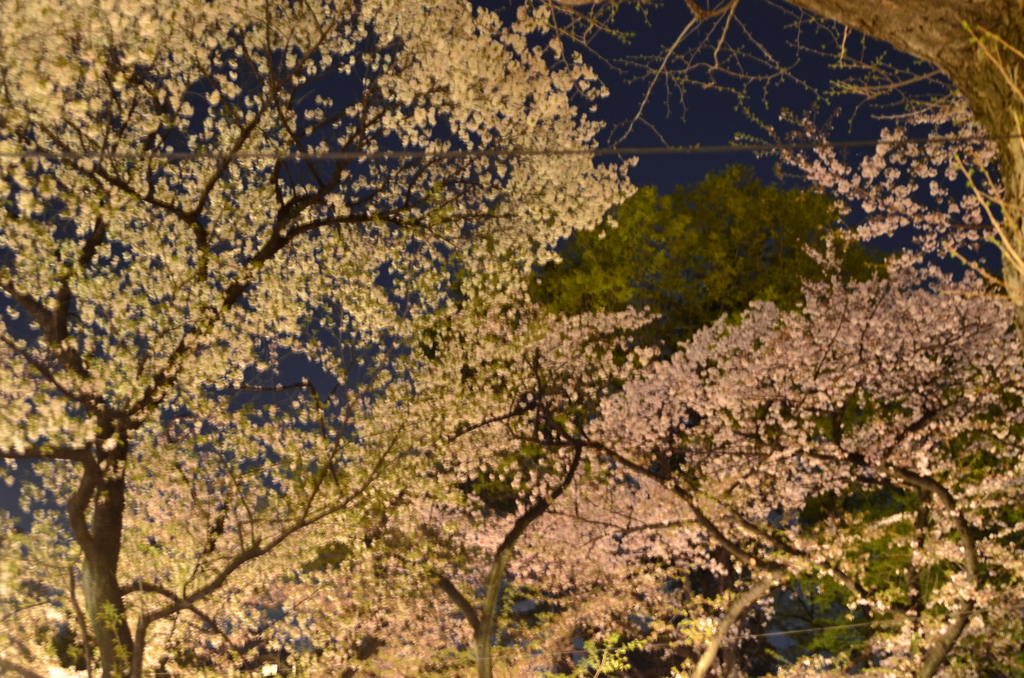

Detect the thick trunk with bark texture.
xmin=82 ymin=543 xmax=134 ymax=678
xmin=786 ymin=0 xmax=1024 ymax=342
xmin=474 ymin=546 xmax=513 ymax=678
xmin=69 ymin=456 xmax=134 ymax=677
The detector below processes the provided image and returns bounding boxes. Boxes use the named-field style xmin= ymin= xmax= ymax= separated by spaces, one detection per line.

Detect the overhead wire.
xmin=552 ymin=610 xmax=1005 ymax=656
xmin=0 ymin=133 xmax=1020 ymax=163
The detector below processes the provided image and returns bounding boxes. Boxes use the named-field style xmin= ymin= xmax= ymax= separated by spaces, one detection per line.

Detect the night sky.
xmin=479 ymin=0 xmax=938 ymax=193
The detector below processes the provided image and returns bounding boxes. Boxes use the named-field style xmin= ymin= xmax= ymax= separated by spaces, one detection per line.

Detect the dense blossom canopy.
xmin=0 ymin=0 xmax=632 ymax=675
xmin=1 ymin=1 xmax=1022 ymax=677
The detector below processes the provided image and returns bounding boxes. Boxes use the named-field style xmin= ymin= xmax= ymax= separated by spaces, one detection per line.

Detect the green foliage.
xmin=777 ymin=486 xmax=926 ymax=664
xmin=542 ymin=632 xmax=653 ymax=678
xmin=531 ymin=165 xmax=882 ymax=350
xmin=97 ymin=603 xmax=131 ymax=677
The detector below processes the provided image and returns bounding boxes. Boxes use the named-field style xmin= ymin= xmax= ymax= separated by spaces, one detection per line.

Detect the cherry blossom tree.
xmin=0 ymin=0 xmax=633 ymax=675
xmin=572 ymin=252 xmax=1024 ymax=677
xmin=6 ymin=2 xmax=1020 ymax=677
xmin=357 ymin=87 xmax=1024 ymax=678
xmin=506 ymin=101 xmax=1024 ymax=674
xmin=367 ymin=243 xmax=1024 ymax=678
xmin=484 ymin=97 xmax=1024 ymax=678
xmin=291 ymin=289 xmax=653 ymax=678
xmin=335 ymin=109 xmax=1024 ymax=676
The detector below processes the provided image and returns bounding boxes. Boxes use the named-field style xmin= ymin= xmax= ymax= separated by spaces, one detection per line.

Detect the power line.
xmin=554 ymin=607 xmax=1021 ymax=656
xmin=562 ymin=620 xmax=888 ymax=654
xmin=0 ymin=133 xmax=1018 ymax=163
xmin=746 ymin=619 xmax=889 ymax=639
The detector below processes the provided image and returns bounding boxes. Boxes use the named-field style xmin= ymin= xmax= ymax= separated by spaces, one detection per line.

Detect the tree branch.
xmin=0 ymin=442 xmax=89 ymax=462
xmin=121 ymin=581 xmax=240 ymax=652
xmin=0 ymin=658 xmax=47 ymax=678
xmin=884 ymin=465 xmax=979 ymax=678
xmin=434 ymin=575 xmax=480 ymax=634
xmin=885 ymin=467 xmax=978 ymax=584
xmin=691 ymin=573 xmax=783 ymax=678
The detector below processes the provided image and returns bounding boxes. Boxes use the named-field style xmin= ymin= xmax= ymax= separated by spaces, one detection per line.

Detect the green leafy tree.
xmin=531 ymin=165 xmax=882 ymax=350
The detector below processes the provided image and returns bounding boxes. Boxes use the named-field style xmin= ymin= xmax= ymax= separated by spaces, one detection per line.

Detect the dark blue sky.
xmin=475 ymin=0 xmax=983 ymax=270
xmin=479 ymin=0 xmax=945 ymax=193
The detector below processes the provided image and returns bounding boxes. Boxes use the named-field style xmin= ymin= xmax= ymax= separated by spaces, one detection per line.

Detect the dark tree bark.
xmin=66 ymin=435 xmax=134 ymax=678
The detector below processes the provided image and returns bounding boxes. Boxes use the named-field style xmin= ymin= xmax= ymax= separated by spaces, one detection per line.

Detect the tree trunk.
xmin=475 ymin=547 xmax=514 ymax=678
xmin=437 ymin=444 xmax=584 ymax=678
xmin=785 ymin=0 xmax=1024 ymax=342
xmin=69 ymin=458 xmax=133 ymax=678
xmin=82 ymin=544 xmax=134 ymax=678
